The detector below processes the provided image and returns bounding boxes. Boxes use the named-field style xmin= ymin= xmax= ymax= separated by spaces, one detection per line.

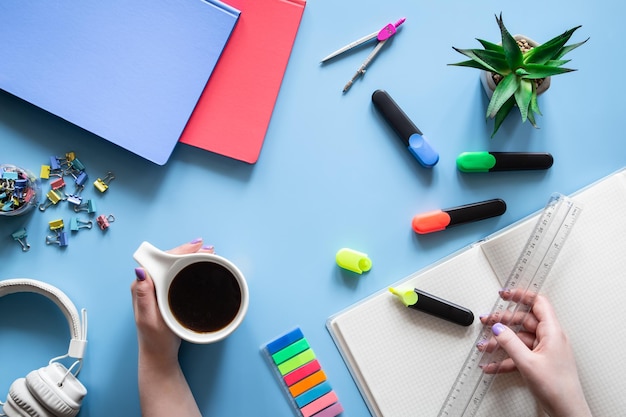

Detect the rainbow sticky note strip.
xmin=263 ymin=328 xmax=344 ymax=417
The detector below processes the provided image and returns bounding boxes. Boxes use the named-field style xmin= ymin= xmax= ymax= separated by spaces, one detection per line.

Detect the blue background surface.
xmin=1 ymin=1 xmax=623 ymax=416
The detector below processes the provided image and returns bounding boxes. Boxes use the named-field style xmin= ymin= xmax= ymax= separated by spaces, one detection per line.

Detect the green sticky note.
xmin=272 ymin=338 xmax=310 ymax=365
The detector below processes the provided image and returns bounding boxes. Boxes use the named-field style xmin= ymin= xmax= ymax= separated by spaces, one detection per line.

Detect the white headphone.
xmin=0 ymin=279 xmax=88 ymax=417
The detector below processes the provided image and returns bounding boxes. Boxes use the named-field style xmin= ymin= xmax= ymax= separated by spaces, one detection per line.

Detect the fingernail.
xmin=492 ymin=323 xmax=505 ymax=336
xmin=135 ymin=268 xmax=146 ymax=281
xmin=190 ymin=237 xmax=203 ymax=244
xmin=498 ymin=288 xmax=511 ymax=297
xmin=202 ymin=244 xmax=215 ymax=253
xmin=476 ymin=339 xmax=486 ymax=349
xmin=479 ymin=313 xmax=489 ymax=320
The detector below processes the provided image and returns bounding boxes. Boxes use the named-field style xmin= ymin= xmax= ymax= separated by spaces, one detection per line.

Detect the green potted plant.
xmin=450 ymin=13 xmax=588 ymax=137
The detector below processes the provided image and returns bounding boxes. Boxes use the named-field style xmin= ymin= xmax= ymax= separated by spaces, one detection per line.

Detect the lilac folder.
xmin=0 ymin=0 xmax=240 ymax=165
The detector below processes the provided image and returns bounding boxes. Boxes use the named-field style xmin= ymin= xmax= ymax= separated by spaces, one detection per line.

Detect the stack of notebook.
xmin=0 ymin=0 xmax=306 ymax=165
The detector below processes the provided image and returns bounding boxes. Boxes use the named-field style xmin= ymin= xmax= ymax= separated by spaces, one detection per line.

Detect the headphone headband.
xmin=0 ymin=279 xmax=87 ymax=360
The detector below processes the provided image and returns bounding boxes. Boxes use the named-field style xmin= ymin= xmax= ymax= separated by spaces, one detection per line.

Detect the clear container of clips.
xmin=0 ymin=164 xmax=41 ymax=217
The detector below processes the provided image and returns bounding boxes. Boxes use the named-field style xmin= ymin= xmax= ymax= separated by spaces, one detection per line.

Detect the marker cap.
xmin=389 ymin=287 xmax=417 ymax=306
xmin=456 ymin=152 xmax=496 ymax=172
xmin=336 ymin=248 xmax=372 ymax=274
xmin=408 ymin=134 xmax=439 ymax=168
xmin=411 ymin=210 xmax=450 ymax=234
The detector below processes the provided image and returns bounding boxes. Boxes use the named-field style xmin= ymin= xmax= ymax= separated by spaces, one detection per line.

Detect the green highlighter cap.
xmin=389 ymin=287 xmax=418 ymax=306
xmin=456 ymin=152 xmax=496 ymax=172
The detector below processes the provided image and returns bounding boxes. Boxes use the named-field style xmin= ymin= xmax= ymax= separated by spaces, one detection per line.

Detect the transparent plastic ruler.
xmin=437 ymin=193 xmax=583 ymax=417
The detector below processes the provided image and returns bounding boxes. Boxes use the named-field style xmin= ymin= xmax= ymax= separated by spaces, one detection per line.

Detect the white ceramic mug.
xmin=133 ymin=241 xmax=249 ymax=344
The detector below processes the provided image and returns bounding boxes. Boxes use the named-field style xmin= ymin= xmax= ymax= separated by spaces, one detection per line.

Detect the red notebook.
xmin=179 ymin=0 xmax=306 ymax=164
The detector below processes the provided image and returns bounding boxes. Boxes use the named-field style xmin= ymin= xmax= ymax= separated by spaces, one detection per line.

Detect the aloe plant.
xmin=450 ymin=13 xmax=588 ymax=137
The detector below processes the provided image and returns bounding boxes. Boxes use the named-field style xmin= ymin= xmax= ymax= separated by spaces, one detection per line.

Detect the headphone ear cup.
xmin=5 ymin=377 xmax=56 ymax=417
xmin=25 ymin=363 xmax=86 ymax=417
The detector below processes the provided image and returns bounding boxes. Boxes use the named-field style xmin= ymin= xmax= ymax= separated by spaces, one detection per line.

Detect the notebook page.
xmin=481 ymin=168 xmax=626 ymax=416
xmin=328 ymin=246 xmax=500 ymax=416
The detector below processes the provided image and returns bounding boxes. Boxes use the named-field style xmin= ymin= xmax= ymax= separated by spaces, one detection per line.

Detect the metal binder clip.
xmin=46 ymin=231 xmax=69 ymax=247
xmin=70 ymin=217 xmax=93 ymax=232
xmin=73 ymin=171 xmax=88 ymax=188
xmin=321 ymin=18 xmax=406 ymax=93
xmin=50 ymin=176 xmax=66 ymax=191
xmin=69 ymin=158 xmax=85 ymax=173
xmin=66 ymin=194 xmax=83 ymax=206
xmin=11 ymin=228 xmax=30 ymax=252
xmin=94 ymin=172 xmax=115 ymax=193
xmin=39 ymin=190 xmax=63 ymax=211
xmin=65 ymin=152 xmax=76 ymax=163
xmin=46 ymin=219 xmax=68 ymax=247
xmin=49 ymin=156 xmax=62 ymax=171
xmin=48 ymin=219 xmax=65 ymax=231
xmin=40 ymin=165 xmax=51 ymax=179
xmin=96 ymin=214 xmax=115 ymax=230
xmin=73 ymin=199 xmax=97 ymax=214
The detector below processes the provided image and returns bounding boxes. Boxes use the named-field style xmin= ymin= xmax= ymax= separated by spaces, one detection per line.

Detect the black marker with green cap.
xmin=389 ymin=287 xmax=474 ymax=326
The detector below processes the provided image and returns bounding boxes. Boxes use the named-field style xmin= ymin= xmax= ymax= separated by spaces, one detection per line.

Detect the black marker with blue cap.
xmin=372 ymin=89 xmax=439 ymax=168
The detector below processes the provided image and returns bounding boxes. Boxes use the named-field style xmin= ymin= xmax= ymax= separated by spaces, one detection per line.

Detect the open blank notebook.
xmin=327 ymin=167 xmax=626 ymax=417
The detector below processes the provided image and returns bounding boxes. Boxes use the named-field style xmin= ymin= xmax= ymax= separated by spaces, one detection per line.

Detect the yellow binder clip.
xmin=94 ymin=172 xmax=115 ymax=193
xmin=48 ymin=219 xmax=65 ymax=231
xmin=38 ymin=189 xmax=63 ymax=211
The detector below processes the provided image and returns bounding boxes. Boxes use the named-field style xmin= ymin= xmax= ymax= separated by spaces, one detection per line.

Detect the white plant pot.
xmin=480 ymin=34 xmax=551 ymax=99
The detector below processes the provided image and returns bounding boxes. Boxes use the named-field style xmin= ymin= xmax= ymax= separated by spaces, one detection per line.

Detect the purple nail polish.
xmin=492 ymin=323 xmax=505 ymax=336
xmin=190 ymin=237 xmax=203 ymax=244
xmin=202 ymin=245 xmax=215 ymax=252
xmin=135 ymin=268 xmax=146 ymax=281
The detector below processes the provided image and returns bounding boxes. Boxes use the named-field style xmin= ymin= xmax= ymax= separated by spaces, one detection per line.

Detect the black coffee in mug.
xmin=168 ymin=261 xmax=242 ymax=333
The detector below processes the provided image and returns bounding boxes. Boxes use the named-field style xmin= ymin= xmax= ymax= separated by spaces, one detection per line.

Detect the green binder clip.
xmin=11 ymin=228 xmax=30 ymax=252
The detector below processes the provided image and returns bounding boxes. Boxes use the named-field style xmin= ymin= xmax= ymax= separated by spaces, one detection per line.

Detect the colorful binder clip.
xmin=1 ymin=171 xmax=18 ymax=180
xmin=11 ymin=228 xmax=30 ymax=252
xmin=46 ymin=219 xmax=69 ymax=247
xmin=46 ymin=231 xmax=69 ymax=247
xmin=94 ymin=172 xmax=115 ymax=193
xmin=70 ymin=217 xmax=93 ymax=232
xmin=73 ymin=199 xmax=97 ymax=214
xmin=73 ymin=171 xmax=89 ymax=188
xmin=64 ymin=152 xmax=76 ymax=163
xmin=49 ymin=156 xmax=64 ymax=172
xmin=69 ymin=158 xmax=85 ymax=172
xmin=48 ymin=219 xmax=65 ymax=231
xmin=38 ymin=189 xmax=63 ymax=211
xmin=50 ymin=176 xmax=66 ymax=191
xmin=96 ymin=214 xmax=116 ymax=230
xmin=66 ymin=194 xmax=83 ymax=206
xmin=40 ymin=165 xmax=51 ymax=179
